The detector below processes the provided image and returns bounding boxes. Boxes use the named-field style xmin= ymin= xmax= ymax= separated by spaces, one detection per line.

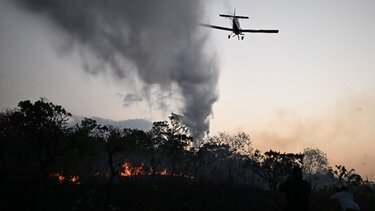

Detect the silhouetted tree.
xmin=104 ymin=126 xmax=124 ymax=187
xmin=302 ymin=147 xmax=330 ymax=190
xmin=303 ymin=147 xmax=329 ymax=174
xmin=187 ymin=136 xmax=230 ymax=182
xmin=151 ymin=113 xmax=193 ymax=174
xmin=204 ymin=133 xmax=234 ymax=182
xmin=210 ymin=131 xmax=253 ymax=184
xmin=328 ymin=165 xmax=363 ymax=189
xmin=0 ymin=99 xmax=72 ymax=185
xmin=62 ymin=118 xmax=104 ymax=182
xmin=230 ymin=132 xmax=253 ymax=184
xmin=250 ymin=150 xmax=304 ymax=190
xmin=225 ymin=132 xmax=253 ymax=156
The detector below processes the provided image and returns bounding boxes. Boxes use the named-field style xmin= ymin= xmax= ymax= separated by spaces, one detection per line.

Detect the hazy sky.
xmin=1 ymin=0 xmax=374 ymax=179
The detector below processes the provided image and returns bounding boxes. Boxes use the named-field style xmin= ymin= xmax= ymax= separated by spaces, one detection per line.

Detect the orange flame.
xmin=69 ymin=175 xmax=80 ymax=184
xmin=118 ymin=162 xmax=193 ymax=179
xmin=159 ymin=168 xmax=168 ymax=176
xmin=51 ymin=173 xmax=65 ymax=184
xmin=51 ymin=172 xmax=80 ymax=184
xmin=120 ymin=162 xmax=145 ymax=177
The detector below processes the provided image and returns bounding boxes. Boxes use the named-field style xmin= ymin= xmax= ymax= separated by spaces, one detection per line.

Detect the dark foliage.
xmin=0 ymin=99 xmax=373 ymax=211
xmin=249 ymin=150 xmax=304 ymax=190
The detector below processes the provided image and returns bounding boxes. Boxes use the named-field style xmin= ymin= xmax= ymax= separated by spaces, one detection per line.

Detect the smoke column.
xmin=15 ymin=0 xmax=219 ymax=138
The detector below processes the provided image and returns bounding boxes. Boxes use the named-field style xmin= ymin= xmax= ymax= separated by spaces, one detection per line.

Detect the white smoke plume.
xmin=15 ymin=0 xmax=219 ymax=138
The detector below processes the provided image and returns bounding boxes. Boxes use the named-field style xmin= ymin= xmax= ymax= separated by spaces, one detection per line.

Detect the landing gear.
xmin=228 ymin=34 xmax=244 ymax=40
xmin=228 ymin=33 xmax=236 ymax=39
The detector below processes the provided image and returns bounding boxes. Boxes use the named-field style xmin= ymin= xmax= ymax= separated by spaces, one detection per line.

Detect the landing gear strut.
xmin=228 ymin=34 xmax=244 ymax=40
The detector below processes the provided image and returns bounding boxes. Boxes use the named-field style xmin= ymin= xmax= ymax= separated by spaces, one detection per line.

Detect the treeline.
xmin=1 ymin=99 xmax=374 ymax=210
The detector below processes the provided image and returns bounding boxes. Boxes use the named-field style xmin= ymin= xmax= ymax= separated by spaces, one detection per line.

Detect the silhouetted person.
xmin=278 ymin=166 xmax=311 ymax=211
xmin=329 ymin=186 xmax=360 ymax=211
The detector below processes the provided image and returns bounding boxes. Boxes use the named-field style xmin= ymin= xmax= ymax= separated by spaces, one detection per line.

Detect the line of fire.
xmin=51 ymin=161 xmax=193 ymax=185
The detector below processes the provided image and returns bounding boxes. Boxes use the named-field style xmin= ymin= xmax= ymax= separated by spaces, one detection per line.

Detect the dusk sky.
xmin=1 ymin=0 xmax=374 ymax=179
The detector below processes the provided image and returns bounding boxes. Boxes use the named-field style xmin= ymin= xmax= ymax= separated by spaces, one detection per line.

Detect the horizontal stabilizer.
xmin=219 ymin=14 xmax=249 ymax=19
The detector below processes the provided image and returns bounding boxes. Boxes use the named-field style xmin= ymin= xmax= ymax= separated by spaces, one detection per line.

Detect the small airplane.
xmin=200 ymin=9 xmax=279 ymax=40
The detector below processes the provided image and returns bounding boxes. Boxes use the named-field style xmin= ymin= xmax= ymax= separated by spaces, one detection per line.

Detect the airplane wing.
xmin=200 ymin=24 xmax=232 ymax=31
xmin=241 ymin=29 xmax=279 ymax=33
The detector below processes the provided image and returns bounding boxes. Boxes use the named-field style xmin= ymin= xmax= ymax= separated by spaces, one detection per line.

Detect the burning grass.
xmin=51 ymin=172 xmax=80 ymax=185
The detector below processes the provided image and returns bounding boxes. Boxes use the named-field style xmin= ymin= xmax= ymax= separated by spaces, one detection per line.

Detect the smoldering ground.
xmin=14 ymin=0 xmax=219 ymax=139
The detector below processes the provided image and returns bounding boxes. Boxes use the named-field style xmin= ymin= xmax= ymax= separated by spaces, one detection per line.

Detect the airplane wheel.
xmin=228 ymin=35 xmax=230 ymax=39
xmin=241 ymin=36 xmax=244 ymax=40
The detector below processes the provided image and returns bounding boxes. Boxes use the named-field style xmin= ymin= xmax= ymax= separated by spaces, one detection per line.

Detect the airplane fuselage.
xmin=232 ymin=18 xmax=242 ymax=35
